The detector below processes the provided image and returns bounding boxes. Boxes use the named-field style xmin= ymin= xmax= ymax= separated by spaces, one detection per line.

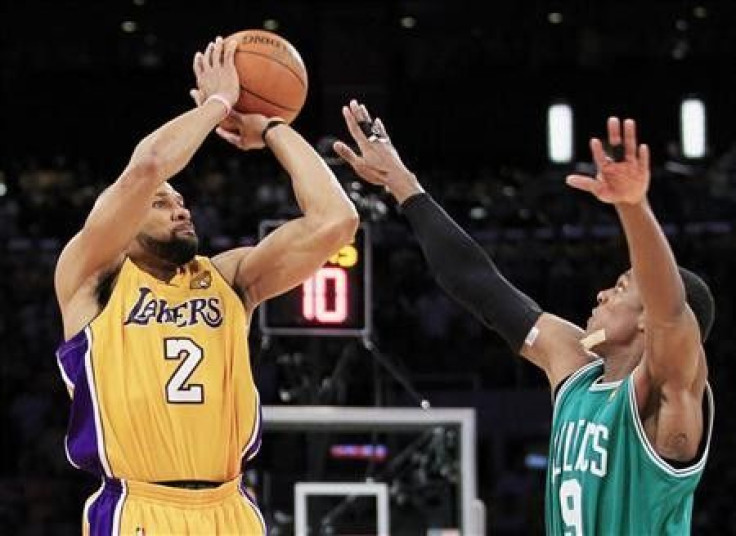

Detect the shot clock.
xmin=258 ymin=220 xmax=372 ymax=337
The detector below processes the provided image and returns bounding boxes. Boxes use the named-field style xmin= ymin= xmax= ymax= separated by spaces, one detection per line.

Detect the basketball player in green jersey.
xmin=334 ymin=99 xmax=714 ymax=535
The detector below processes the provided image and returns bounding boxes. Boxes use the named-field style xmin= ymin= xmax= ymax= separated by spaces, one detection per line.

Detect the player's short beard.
xmin=138 ymin=232 xmax=198 ymax=266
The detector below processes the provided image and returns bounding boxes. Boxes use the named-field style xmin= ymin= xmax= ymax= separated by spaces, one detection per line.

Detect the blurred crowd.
xmin=1 ymin=148 xmax=736 ymax=534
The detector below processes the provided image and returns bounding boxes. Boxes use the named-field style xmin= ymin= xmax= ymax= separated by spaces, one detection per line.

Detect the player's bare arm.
xmin=334 ymin=99 xmax=591 ymax=388
xmin=567 ymin=117 xmax=706 ymax=461
xmin=211 ymin=112 xmax=358 ymax=311
xmin=54 ymin=37 xmax=239 ymax=339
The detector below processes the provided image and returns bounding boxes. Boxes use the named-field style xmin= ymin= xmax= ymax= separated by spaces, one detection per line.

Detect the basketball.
xmin=225 ymin=29 xmax=308 ymax=124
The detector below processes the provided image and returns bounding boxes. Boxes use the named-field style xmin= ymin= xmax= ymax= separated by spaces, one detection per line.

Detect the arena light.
xmin=680 ymin=97 xmax=706 ymax=159
xmin=548 ymin=102 xmax=573 ymax=164
xmin=400 ymin=16 xmax=417 ymax=29
xmin=693 ymin=5 xmax=707 ymax=18
xmin=121 ymin=20 xmax=138 ymax=33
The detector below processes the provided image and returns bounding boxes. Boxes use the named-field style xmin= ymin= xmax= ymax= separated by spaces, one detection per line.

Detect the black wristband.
xmin=261 ymin=119 xmax=286 ymax=145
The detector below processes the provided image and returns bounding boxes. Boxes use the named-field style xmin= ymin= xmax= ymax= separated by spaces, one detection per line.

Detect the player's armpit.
xmin=54 ymin=232 xmax=126 ymax=310
xmin=633 ymin=359 xmax=708 ymax=463
xmin=520 ymin=313 xmax=593 ymax=390
xmin=55 ymin=236 xmax=125 ymax=340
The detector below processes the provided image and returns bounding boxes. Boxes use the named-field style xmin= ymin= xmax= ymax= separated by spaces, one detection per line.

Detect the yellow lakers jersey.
xmin=56 ymin=256 xmax=261 ymax=482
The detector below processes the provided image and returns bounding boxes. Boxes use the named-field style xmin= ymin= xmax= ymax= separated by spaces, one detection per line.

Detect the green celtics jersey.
xmin=545 ymin=359 xmax=713 ymax=535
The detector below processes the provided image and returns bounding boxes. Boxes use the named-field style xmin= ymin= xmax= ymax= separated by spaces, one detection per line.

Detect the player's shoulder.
xmin=208 ymin=248 xmax=259 ymax=291
xmin=210 ymin=248 xmax=250 ymax=277
xmin=209 ymin=247 xmax=256 ymax=263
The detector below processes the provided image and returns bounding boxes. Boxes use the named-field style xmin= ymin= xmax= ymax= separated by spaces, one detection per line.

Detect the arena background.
xmin=2 ymin=0 xmax=736 ymax=534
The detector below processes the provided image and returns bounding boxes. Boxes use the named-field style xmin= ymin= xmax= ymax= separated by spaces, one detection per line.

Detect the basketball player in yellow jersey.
xmin=53 ymin=36 xmax=358 ymax=535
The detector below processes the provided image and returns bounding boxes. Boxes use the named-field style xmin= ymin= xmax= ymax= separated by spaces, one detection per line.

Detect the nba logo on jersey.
xmin=190 ymin=270 xmax=212 ymax=289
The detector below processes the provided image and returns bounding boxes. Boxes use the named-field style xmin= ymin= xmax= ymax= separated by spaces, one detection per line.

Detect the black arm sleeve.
xmin=400 ymin=192 xmax=542 ymax=352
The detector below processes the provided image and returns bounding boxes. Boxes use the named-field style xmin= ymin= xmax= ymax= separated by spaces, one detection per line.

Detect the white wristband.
xmin=204 ymin=94 xmax=232 ymax=118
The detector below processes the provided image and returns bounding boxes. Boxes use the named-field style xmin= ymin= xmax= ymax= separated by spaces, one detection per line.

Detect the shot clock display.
xmin=258 ymin=220 xmax=372 ymax=337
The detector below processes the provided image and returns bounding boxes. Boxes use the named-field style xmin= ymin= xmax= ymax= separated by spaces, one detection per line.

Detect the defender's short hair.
xmin=678 ymin=267 xmax=715 ymax=342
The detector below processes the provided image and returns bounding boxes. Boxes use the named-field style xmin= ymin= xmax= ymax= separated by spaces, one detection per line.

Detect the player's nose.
xmin=173 ymin=206 xmax=191 ymax=221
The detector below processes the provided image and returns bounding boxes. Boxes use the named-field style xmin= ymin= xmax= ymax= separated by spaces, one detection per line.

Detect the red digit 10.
xmin=302 ymin=267 xmax=348 ymax=323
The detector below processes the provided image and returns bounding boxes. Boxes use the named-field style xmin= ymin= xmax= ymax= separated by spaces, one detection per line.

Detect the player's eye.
xmin=153 ymin=200 xmax=166 ymax=209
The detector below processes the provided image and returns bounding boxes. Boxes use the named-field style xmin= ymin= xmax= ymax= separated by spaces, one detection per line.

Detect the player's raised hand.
xmin=566 ymin=117 xmax=651 ymax=206
xmin=192 ymin=36 xmax=240 ymax=108
xmin=333 ymin=100 xmax=413 ymax=188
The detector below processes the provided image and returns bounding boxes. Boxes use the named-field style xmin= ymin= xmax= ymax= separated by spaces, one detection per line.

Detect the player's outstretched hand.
xmin=333 ymin=99 xmax=414 ymax=188
xmin=566 ymin=117 xmax=650 ymax=206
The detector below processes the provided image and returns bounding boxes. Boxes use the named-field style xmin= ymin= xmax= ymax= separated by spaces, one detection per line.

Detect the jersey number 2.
xmin=164 ymin=338 xmax=204 ymax=404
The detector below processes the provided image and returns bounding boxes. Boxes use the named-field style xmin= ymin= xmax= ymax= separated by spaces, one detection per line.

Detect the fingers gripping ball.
xmin=225 ymin=29 xmax=308 ymax=124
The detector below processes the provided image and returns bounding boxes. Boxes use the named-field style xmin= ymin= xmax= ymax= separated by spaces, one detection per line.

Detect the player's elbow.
xmin=340 ymin=210 xmax=360 ymax=241
xmin=127 ymin=153 xmax=164 ymax=182
xmin=123 ymin=137 xmax=168 ymax=185
xmin=334 ymin=211 xmax=360 ymax=246
xmin=316 ymin=211 xmax=359 ymax=251
xmin=122 ymin=154 xmax=164 ymax=186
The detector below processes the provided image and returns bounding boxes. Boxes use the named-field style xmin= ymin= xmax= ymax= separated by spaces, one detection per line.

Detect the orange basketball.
xmin=225 ymin=29 xmax=308 ymax=124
